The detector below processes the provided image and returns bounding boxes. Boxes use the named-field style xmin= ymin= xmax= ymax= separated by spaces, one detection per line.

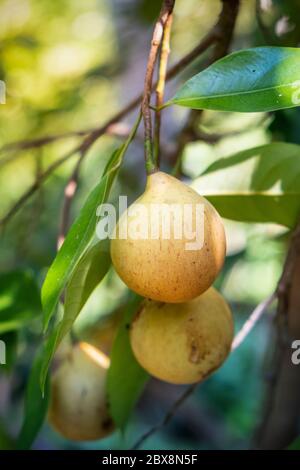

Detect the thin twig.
xmin=132 ymin=383 xmax=198 ymax=450
xmin=0 ymin=123 xmax=131 ymax=164
xmin=231 ymin=293 xmax=276 ymax=350
xmin=154 ymin=11 xmax=174 ymax=166
xmin=171 ymin=0 xmax=241 ymax=174
xmin=142 ymin=0 xmax=175 ymax=174
xmin=0 ymin=130 xmax=90 ymax=155
xmin=0 ymin=148 xmax=79 ymax=231
xmin=56 ymin=152 xmax=85 ymax=250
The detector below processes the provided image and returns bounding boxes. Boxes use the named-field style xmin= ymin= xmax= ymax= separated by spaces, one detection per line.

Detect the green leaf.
xmin=191 ymin=142 xmax=300 ymax=227
xmin=171 ymin=47 xmax=300 ymax=112
xmin=0 ymin=271 xmax=41 ymax=334
xmin=41 ymin=113 xmax=141 ymax=332
xmin=65 ymin=239 xmax=111 ymax=318
xmin=41 ymin=153 xmax=118 ymax=332
xmin=107 ymin=293 xmax=149 ymax=431
xmin=16 ymin=351 xmax=50 ymax=450
xmin=40 ymin=239 xmax=111 ymax=391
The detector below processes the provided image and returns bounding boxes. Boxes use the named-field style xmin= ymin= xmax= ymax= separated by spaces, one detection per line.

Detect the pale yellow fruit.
xmin=48 ymin=342 xmax=113 ymax=441
xmin=111 ymin=171 xmax=226 ymax=303
xmin=130 ymin=287 xmax=234 ymax=385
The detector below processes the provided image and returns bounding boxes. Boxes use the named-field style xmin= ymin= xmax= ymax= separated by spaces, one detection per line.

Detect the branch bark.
xmin=154 ymin=10 xmax=173 ymax=166
xmin=56 ymin=152 xmax=85 ymax=250
xmin=256 ymin=221 xmax=300 ymax=449
xmin=170 ymin=0 xmax=240 ymax=174
xmin=141 ymin=0 xmax=175 ymax=174
xmin=231 ymin=293 xmax=276 ymax=351
xmin=0 ymin=123 xmax=130 ymax=162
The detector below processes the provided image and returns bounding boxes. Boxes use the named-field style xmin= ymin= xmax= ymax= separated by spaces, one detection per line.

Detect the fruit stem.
xmin=141 ymin=0 xmax=175 ymax=175
xmin=154 ymin=10 xmax=174 ymax=167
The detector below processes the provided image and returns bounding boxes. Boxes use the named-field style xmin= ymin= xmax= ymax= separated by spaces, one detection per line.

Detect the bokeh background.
xmin=1 ymin=0 xmax=299 ymax=450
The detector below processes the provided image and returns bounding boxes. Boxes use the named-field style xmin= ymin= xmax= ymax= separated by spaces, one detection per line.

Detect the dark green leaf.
xmin=16 ymin=351 xmax=50 ymax=449
xmin=192 ymin=142 xmax=300 ymax=227
xmin=40 ymin=240 xmax=111 ymax=391
xmin=0 ymin=271 xmax=41 ymax=334
xmin=107 ymin=293 xmax=148 ymax=431
xmin=42 ymin=113 xmax=141 ymax=332
xmin=171 ymin=47 xmax=300 ymax=112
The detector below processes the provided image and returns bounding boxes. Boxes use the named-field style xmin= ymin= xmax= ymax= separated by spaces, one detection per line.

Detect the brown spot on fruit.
xmin=189 ymin=340 xmax=201 ymax=364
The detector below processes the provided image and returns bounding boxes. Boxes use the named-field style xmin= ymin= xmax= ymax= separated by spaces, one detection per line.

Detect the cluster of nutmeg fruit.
xmin=111 ymin=171 xmax=234 ymax=384
xmin=48 ymin=171 xmax=233 ymax=441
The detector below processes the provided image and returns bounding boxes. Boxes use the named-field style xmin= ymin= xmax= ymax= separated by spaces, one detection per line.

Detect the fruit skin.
xmin=111 ymin=171 xmax=226 ymax=303
xmin=130 ymin=287 xmax=234 ymax=385
xmin=48 ymin=343 xmax=114 ymax=441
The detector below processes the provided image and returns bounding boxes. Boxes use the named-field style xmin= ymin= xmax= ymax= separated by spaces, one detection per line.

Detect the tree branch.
xmin=154 ymin=10 xmax=174 ymax=166
xmin=231 ymin=293 xmax=276 ymax=350
xmin=170 ymin=0 xmax=241 ymax=174
xmin=256 ymin=219 xmax=300 ymax=449
xmin=0 ymin=147 xmax=79 ymax=231
xmin=141 ymin=0 xmax=175 ymax=174
xmin=132 ymin=383 xmax=198 ymax=450
xmin=56 ymin=151 xmax=85 ymax=250
xmin=0 ymin=27 xmax=218 ymax=229
xmin=0 ymin=123 xmax=131 ymax=163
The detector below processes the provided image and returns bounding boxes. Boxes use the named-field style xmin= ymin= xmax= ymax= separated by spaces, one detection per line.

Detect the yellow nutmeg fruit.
xmin=111 ymin=171 xmax=226 ymax=303
xmin=48 ymin=342 xmax=114 ymax=441
xmin=130 ymin=287 xmax=234 ymax=385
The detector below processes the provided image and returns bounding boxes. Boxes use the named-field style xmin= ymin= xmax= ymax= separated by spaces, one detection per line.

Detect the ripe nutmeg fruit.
xmin=48 ymin=342 xmax=113 ymax=441
xmin=130 ymin=287 xmax=234 ymax=385
xmin=111 ymin=171 xmax=226 ymax=303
